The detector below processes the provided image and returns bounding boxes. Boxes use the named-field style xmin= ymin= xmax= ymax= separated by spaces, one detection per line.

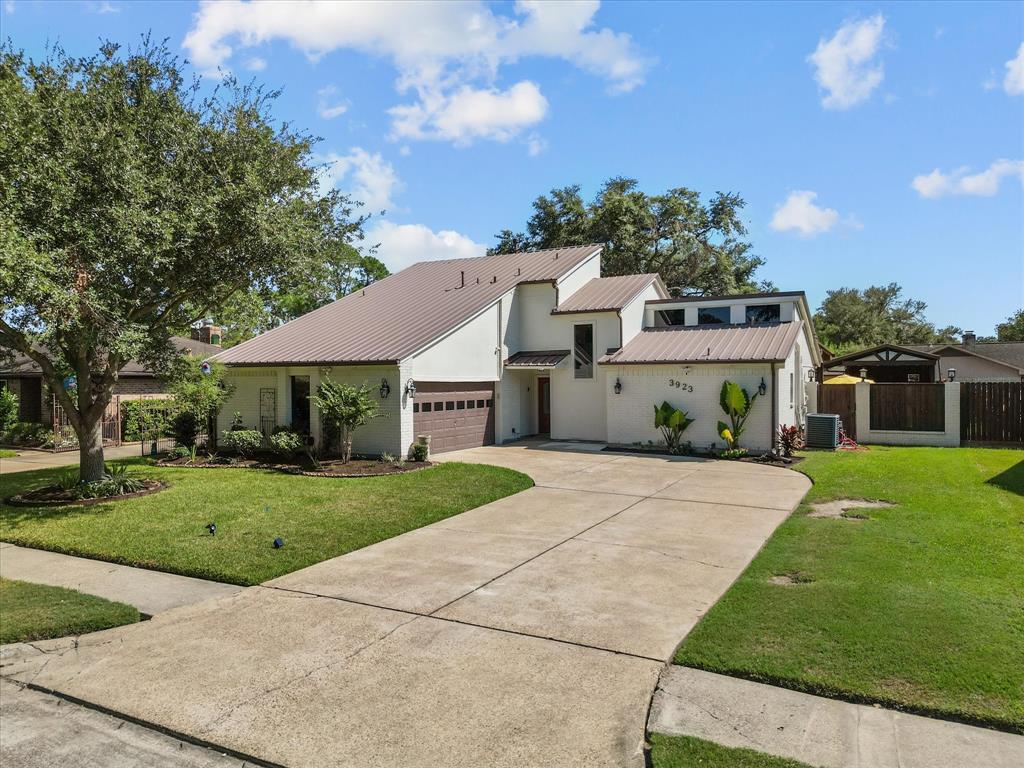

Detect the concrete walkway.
xmin=0 ymin=442 xmax=810 ymax=768
xmin=649 ymin=666 xmax=1024 ymax=768
xmin=0 ymin=544 xmax=243 ymax=615
xmin=0 ymin=444 xmax=145 ymax=475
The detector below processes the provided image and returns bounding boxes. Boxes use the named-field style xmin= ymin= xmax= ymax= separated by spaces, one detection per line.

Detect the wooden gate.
xmin=961 ymin=382 xmax=1023 ymax=446
xmin=870 ymin=383 xmax=945 ymax=432
xmin=817 ymin=384 xmax=857 ymax=439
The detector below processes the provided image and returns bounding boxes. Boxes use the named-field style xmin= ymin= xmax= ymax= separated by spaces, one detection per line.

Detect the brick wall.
xmin=854 ymin=382 xmax=961 ymax=447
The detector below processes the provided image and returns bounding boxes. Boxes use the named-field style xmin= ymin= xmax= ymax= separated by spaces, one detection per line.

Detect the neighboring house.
xmin=821 ymin=332 xmax=1024 ymax=383
xmin=0 ymin=333 xmax=223 ymax=425
xmin=212 ymin=245 xmax=820 ymax=455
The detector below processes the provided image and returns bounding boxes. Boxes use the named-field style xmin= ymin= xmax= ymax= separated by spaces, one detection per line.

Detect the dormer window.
xmin=656 ymin=309 xmax=685 ymax=326
xmin=746 ymin=304 xmax=781 ymax=323
xmin=697 ymin=306 xmax=730 ymax=325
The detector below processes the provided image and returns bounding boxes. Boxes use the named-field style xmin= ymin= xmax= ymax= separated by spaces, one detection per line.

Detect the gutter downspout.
xmin=770 ymin=362 xmax=778 ymax=453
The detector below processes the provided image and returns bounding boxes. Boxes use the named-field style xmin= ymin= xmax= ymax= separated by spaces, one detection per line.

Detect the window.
xmin=467 ymin=400 xmax=476 ymax=409
xmin=907 ymin=373 xmax=921 ymax=382
xmin=656 ymin=309 xmax=686 ymax=326
xmin=789 ymin=373 xmax=794 ymax=409
xmin=486 ymin=398 xmax=493 ymax=407
xmin=456 ymin=400 xmax=465 ymax=409
xmin=445 ymin=401 xmax=455 ymax=411
xmin=477 ymin=399 xmax=485 ymax=408
xmin=745 ymin=304 xmax=780 ymax=323
xmin=573 ymin=324 xmax=594 ymax=379
xmin=413 ymin=403 xmax=420 ymax=413
xmin=697 ymin=306 xmax=730 ymax=325
xmin=422 ymin=402 xmax=432 ymax=412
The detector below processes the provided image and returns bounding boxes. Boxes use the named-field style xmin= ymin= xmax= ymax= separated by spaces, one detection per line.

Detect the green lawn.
xmin=648 ymin=734 xmax=814 ymax=768
xmin=675 ymin=446 xmax=1024 ymax=732
xmin=0 ymin=449 xmax=17 ymax=458
xmin=0 ymin=578 xmax=140 ymax=644
xmin=0 ymin=461 xmax=533 ymax=585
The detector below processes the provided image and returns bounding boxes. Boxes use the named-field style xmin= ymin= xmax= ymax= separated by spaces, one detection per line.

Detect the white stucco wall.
xmin=411 ymin=303 xmax=500 ymax=382
xmin=548 ymin=312 xmax=620 ymax=441
xmin=219 ymin=363 xmax=409 ymax=456
xmin=516 ymin=283 xmax=564 ymax=351
xmin=606 ymin=363 xmax=775 ymax=452
xmin=555 ymin=252 xmax=601 ymax=302
xmin=937 ymin=352 xmax=1019 ymax=382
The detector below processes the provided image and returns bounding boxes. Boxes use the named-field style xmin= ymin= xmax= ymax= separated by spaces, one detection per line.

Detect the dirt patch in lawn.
xmin=769 ymin=571 xmax=815 ymax=586
xmin=808 ymin=498 xmax=895 ymax=520
xmin=157 ymin=454 xmax=432 ymax=478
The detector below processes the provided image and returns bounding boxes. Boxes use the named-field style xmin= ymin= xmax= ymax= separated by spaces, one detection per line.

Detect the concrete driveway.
xmin=2 ymin=442 xmax=810 ymax=768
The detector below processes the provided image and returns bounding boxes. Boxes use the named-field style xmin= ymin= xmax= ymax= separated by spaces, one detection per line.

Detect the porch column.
xmin=309 ymin=368 xmax=322 ymax=448
xmin=276 ymin=368 xmax=288 ymax=429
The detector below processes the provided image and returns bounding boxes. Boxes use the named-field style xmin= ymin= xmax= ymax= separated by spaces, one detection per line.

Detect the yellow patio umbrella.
xmin=824 ymin=373 xmax=873 ymax=384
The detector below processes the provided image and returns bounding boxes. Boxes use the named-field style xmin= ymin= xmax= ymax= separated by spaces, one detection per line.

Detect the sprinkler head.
xmin=272 ymin=537 xmax=284 ymax=549
xmin=206 ymin=523 xmax=216 ymax=535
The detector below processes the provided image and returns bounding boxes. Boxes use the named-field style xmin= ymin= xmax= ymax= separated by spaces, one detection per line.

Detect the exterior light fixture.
xmin=758 ymin=377 xmax=767 ymax=396
xmin=859 ymin=367 xmax=868 ymax=381
xmin=379 ymin=378 xmax=391 ymax=399
xmin=614 ymin=378 xmax=622 ymax=395
xmin=947 ymin=368 xmax=956 ymax=382
xmin=404 ymin=379 xmax=416 ymax=398
xmin=807 ymin=369 xmax=816 ymax=382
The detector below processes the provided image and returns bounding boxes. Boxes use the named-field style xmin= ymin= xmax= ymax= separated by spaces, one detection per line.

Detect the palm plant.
xmin=717 ymin=380 xmax=759 ymax=450
xmin=653 ymin=401 xmax=696 ymax=454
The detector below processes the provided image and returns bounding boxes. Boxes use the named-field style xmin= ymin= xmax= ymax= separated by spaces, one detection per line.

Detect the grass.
xmin=0 ymin=460 xmax=533 ymax=585
xmin=0 ymin=578 xmax=140 ymax=643
xmin=0 ymin=449 xmax=17 ymax=458
xmin=675 ymin=446 xmax=1024 ymax=732
xmin=648 ymin=734 xmax=814 ymax=768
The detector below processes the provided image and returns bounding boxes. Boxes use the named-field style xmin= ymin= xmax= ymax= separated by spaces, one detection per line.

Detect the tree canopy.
xmin=0 ymin=40 xmax=365 ymax=479
xmin=981 ymin=309 xmax=1024 ymax=343
xmin=491 ymin=177 xmax=767 ymax=296
xmin=813 ymin=284 xmax=961 ymax=353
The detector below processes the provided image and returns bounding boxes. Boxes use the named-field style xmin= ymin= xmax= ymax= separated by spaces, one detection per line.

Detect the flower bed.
xmin=157 ymin=453 xmax=432 ymax=478
xmin=6 ymin=479 xmax=166 ymax=507
xmin=603 ymin=444 xmax=803 ymax=467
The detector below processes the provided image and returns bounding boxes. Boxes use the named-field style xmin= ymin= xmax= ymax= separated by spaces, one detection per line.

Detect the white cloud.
xmin=182 ymin=0 xmax=647 ymax=144
xmin=1004 ymin=43 xmax=1024 ymax=95
xmin=389 ymin=81 xmax=547 ymax=144
xmin=244 ymin=57 xmax=266 ymax=71
xmin=319 ymin=148 xmax=402 ymax=212
xmin=770 ymin=191 xmax=841 ymax=236
xmin=912 ymin=159 xmax=1024 ymax=198
xmin=398 ymin=145 xmax=411 ymax=157
xmin=96 ymin=1 xmax=119 ymax=13
xmin=526 ymin=132 xmax=547 ymax=156
xmin=3 ymin=0 xmax=15 ymax=12
xmin=316 ymin=85 xmax=350 ymax=119
xmin=808 ymin=14 xmax=886 ymax=109
xmin=366 ymin=220 xmax=486 ymax=273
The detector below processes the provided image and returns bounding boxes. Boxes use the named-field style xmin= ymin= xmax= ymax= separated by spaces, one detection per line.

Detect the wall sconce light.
xmin=758 ymin=377 xmax=767 ymax=396
xmin=947 ymin=368 xmax=956 ymax=382
xmin=859 ymin=367 xmax=868 ymax=381
xmin=614 ymin=378 xmax=622 ymax=395
xmin=404 ymin=379 xmax=416 ymax=398
xmin=379 ymin=378 xmax=391 ymax=399
xmin=807 ymin=369 xmax=816 ymax=382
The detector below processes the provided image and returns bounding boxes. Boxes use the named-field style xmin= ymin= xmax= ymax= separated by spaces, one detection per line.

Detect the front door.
xmin=537 ymin=377 xmax=551 ymax=434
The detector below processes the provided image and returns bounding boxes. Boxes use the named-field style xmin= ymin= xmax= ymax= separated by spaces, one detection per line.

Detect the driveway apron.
xmin=1 ymin=441 xmax=810 ymax=768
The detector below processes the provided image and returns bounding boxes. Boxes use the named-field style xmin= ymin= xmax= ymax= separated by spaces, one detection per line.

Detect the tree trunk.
xmin=79 ymin=414 xmax=106 ymax=483
xmin=341 ymin=426 xmax=352 ymax=463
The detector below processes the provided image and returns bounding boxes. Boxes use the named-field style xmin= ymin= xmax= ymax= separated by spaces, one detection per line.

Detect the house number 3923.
xmin=668 ymin=379 xmax=694 ymax=392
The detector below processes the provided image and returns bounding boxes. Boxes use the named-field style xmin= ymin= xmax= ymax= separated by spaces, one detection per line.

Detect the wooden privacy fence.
xmin=817 ymin=384 xmax=857 ymax=439
xmin=961 ymin=382 xmax=1023 ymax=446
xmin=869 ymin=383 xmax=945 ymax=432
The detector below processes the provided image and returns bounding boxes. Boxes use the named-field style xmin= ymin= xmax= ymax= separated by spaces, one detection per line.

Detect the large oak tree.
xmin=491 ymin=177 xmax=766 ymax=295
xmin=0 ymin=41 xmax=365 ymax=481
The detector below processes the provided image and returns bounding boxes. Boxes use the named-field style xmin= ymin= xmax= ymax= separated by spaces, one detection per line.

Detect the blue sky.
xmin=4 ymin=1 xmax=1022 ymax=335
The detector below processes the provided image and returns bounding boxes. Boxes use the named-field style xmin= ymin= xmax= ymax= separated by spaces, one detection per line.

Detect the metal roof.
xmin=599 ymin=322 xmax=803 ymax=365
xmin=552 ymin=274 xmax=662 ymax=314
xmin=213 ymin=245 xmax=602 ymax=366
xmin=907 ymin=342 xmax=1024 ymax=373
xmin=505 ymin=350 xmax=570 ymax=368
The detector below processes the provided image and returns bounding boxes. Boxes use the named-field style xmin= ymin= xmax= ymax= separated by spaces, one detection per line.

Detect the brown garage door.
xmin=413 ymin=382 xmax=495 ymax=454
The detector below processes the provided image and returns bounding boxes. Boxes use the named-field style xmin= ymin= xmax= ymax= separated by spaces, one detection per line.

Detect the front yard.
xmin=0 ymin=461 xmax=533 ymax=585
xmin=0 ymin=578 xmax=140 ymax=644
xmin=675 ymin=446 xmax=1024 ymax=732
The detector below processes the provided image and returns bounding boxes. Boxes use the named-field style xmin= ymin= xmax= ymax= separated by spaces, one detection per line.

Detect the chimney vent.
xmin=963 ymin=331 xmax=976 ymax=348
xmin=195 ymin=322 xmax=222 ymax=347
xmin=459 ymin=270 xmax=465 ymax=288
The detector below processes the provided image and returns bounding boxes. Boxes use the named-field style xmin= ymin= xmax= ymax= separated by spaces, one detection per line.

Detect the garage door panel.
xmin=413 ymin=382 xmax=494 ymax=453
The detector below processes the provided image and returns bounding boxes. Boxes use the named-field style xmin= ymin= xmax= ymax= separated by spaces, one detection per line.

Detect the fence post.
xmin=946 ymin=382 xmax=960 ymax=446
xmin=854 ymin=383 xmax=870 ymax=439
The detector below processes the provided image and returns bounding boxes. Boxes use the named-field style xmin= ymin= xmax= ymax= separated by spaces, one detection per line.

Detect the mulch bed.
xmin=156 ymin=454 xmax=433 ymax=478
xmin=5 ymin=479 xmax=167 ymax=508
xmin=603 ymin=445 xmax=804 ymax=467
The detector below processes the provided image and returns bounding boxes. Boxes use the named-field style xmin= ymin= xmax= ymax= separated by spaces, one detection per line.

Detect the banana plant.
xmin=654 ymin=401 xmax=695 ymax=454
xmin=717 ymin=380 xmax=758 ymax=450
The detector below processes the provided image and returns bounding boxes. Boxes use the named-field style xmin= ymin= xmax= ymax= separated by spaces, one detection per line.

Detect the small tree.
xmin=717 ymin=380 xmax=759 ymax=450
xmin=168 ymin=358 xmax=234 ymax=446
xmin=653 ymin=401 xmax=695 ymax=454
xmin=311 ymin=379 xmax=380 ymax=463
xmin=0 ymin=388 xmax=18 ymax=435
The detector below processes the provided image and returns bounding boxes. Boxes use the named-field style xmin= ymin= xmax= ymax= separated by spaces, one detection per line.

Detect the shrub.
xmin=4 ymin=421 xmax=50 ymax=446
xmin=0 ymin=388 xmax=18 ymax=434
xmin=718 ymin=447 xmax=749 ymax=459
xmin=410 ymin=442 xmax=429 ymax=462
xmin=653 ymin=401 xmax=695 ymax=454
xmin=121 ymin=400 xmax=174 ymax=442
xmin=269 ymin=429 xmax=304 ymax=457
xmin=166 ymin=445 xmax=191 ymax=460
xmin=777 ymin=424 xmax=803 ymax=457
xmin=717 ymin=380 xmax=759 ymax=450
xmin=311 ymin=379 xmax=381 ymax=462
xmin=220 ymin=429 xmax=263 ymax=457
xmin=66 ymin=463 xmax=147 ymax=500
xmin=172 ymin=411 xmax=200 ymax=447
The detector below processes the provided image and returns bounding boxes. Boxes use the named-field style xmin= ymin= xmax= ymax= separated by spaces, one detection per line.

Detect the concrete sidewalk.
xmin=0 ymin=444 xmax=146 ymax=474
xmin=0 ymin=544 xmax=243 ymax=615
xmin=648 ymin=666 xmax=1024 ymax=768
